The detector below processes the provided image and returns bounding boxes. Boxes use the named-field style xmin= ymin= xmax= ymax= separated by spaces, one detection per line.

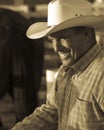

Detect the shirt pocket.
xmin=76 ymin=97 xmax=98 ymax=123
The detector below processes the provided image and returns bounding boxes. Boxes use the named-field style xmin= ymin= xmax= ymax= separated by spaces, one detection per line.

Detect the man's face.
xmin=49 ymin=27 xmax=90 ymax=66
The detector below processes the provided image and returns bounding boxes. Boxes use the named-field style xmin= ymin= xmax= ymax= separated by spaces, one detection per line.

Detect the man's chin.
xmin=62 ymin=60 xmax=72 ymax=66
xmin=62 ymin=57 xmax=76 ymax=66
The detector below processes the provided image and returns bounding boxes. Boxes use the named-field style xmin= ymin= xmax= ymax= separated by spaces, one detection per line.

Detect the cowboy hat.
xmin=26 ymin=0 xmax=104 ymax=39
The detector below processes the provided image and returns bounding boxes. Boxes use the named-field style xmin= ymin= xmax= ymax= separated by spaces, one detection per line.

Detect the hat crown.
xmin=48 ymin=0 xmax=93 ymax=26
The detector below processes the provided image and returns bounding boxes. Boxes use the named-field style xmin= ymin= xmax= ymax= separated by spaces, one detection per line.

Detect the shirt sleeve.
xmin=98 ymin=86 xmax=104 ymax=112
xmin=93 ymin=72 xmax=104 ymax=112
xmin=97 ymin=73 xmax=104 ymax=112
xmin=10 ymin=81 xmax=58 ymax=130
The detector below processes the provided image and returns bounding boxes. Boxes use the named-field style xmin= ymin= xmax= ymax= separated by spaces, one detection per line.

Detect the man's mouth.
xmin=58 ymin=52 xmax=70 ymax=60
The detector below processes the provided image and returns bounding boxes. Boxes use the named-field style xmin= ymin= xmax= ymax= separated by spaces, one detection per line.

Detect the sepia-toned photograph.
xmin=0 ymin=0 xmax=104 ymax=130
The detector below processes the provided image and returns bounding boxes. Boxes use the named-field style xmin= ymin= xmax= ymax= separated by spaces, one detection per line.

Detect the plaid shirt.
xmin=11 ymin=43 xmax=104 ymax=130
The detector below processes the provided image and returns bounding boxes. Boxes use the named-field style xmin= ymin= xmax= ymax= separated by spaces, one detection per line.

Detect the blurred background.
xmin=0 ymin=0 xmax=103 ymax=129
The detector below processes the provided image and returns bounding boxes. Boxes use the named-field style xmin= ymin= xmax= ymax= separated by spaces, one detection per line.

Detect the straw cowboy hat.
xmin=26 ymin=0 xmax=104 ymax=39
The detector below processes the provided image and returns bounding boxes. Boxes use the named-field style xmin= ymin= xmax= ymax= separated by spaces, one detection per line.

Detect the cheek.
xmin=69 ymin=45 xmax=79 ymax=61
xmin=61 ymin=39 xmax=71 ymax=48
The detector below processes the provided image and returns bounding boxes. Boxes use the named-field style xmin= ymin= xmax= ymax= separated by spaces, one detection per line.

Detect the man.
xmin=11 ymin=0 xmax=104 ymax=130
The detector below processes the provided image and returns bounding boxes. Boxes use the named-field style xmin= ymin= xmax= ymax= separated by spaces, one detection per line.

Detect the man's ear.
xmin=84 ymin=27 xmax=96 ymax=44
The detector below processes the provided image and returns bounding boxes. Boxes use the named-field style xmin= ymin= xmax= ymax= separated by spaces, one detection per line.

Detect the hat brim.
xmin=26 ymin=15 xmax=104 ymax=39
